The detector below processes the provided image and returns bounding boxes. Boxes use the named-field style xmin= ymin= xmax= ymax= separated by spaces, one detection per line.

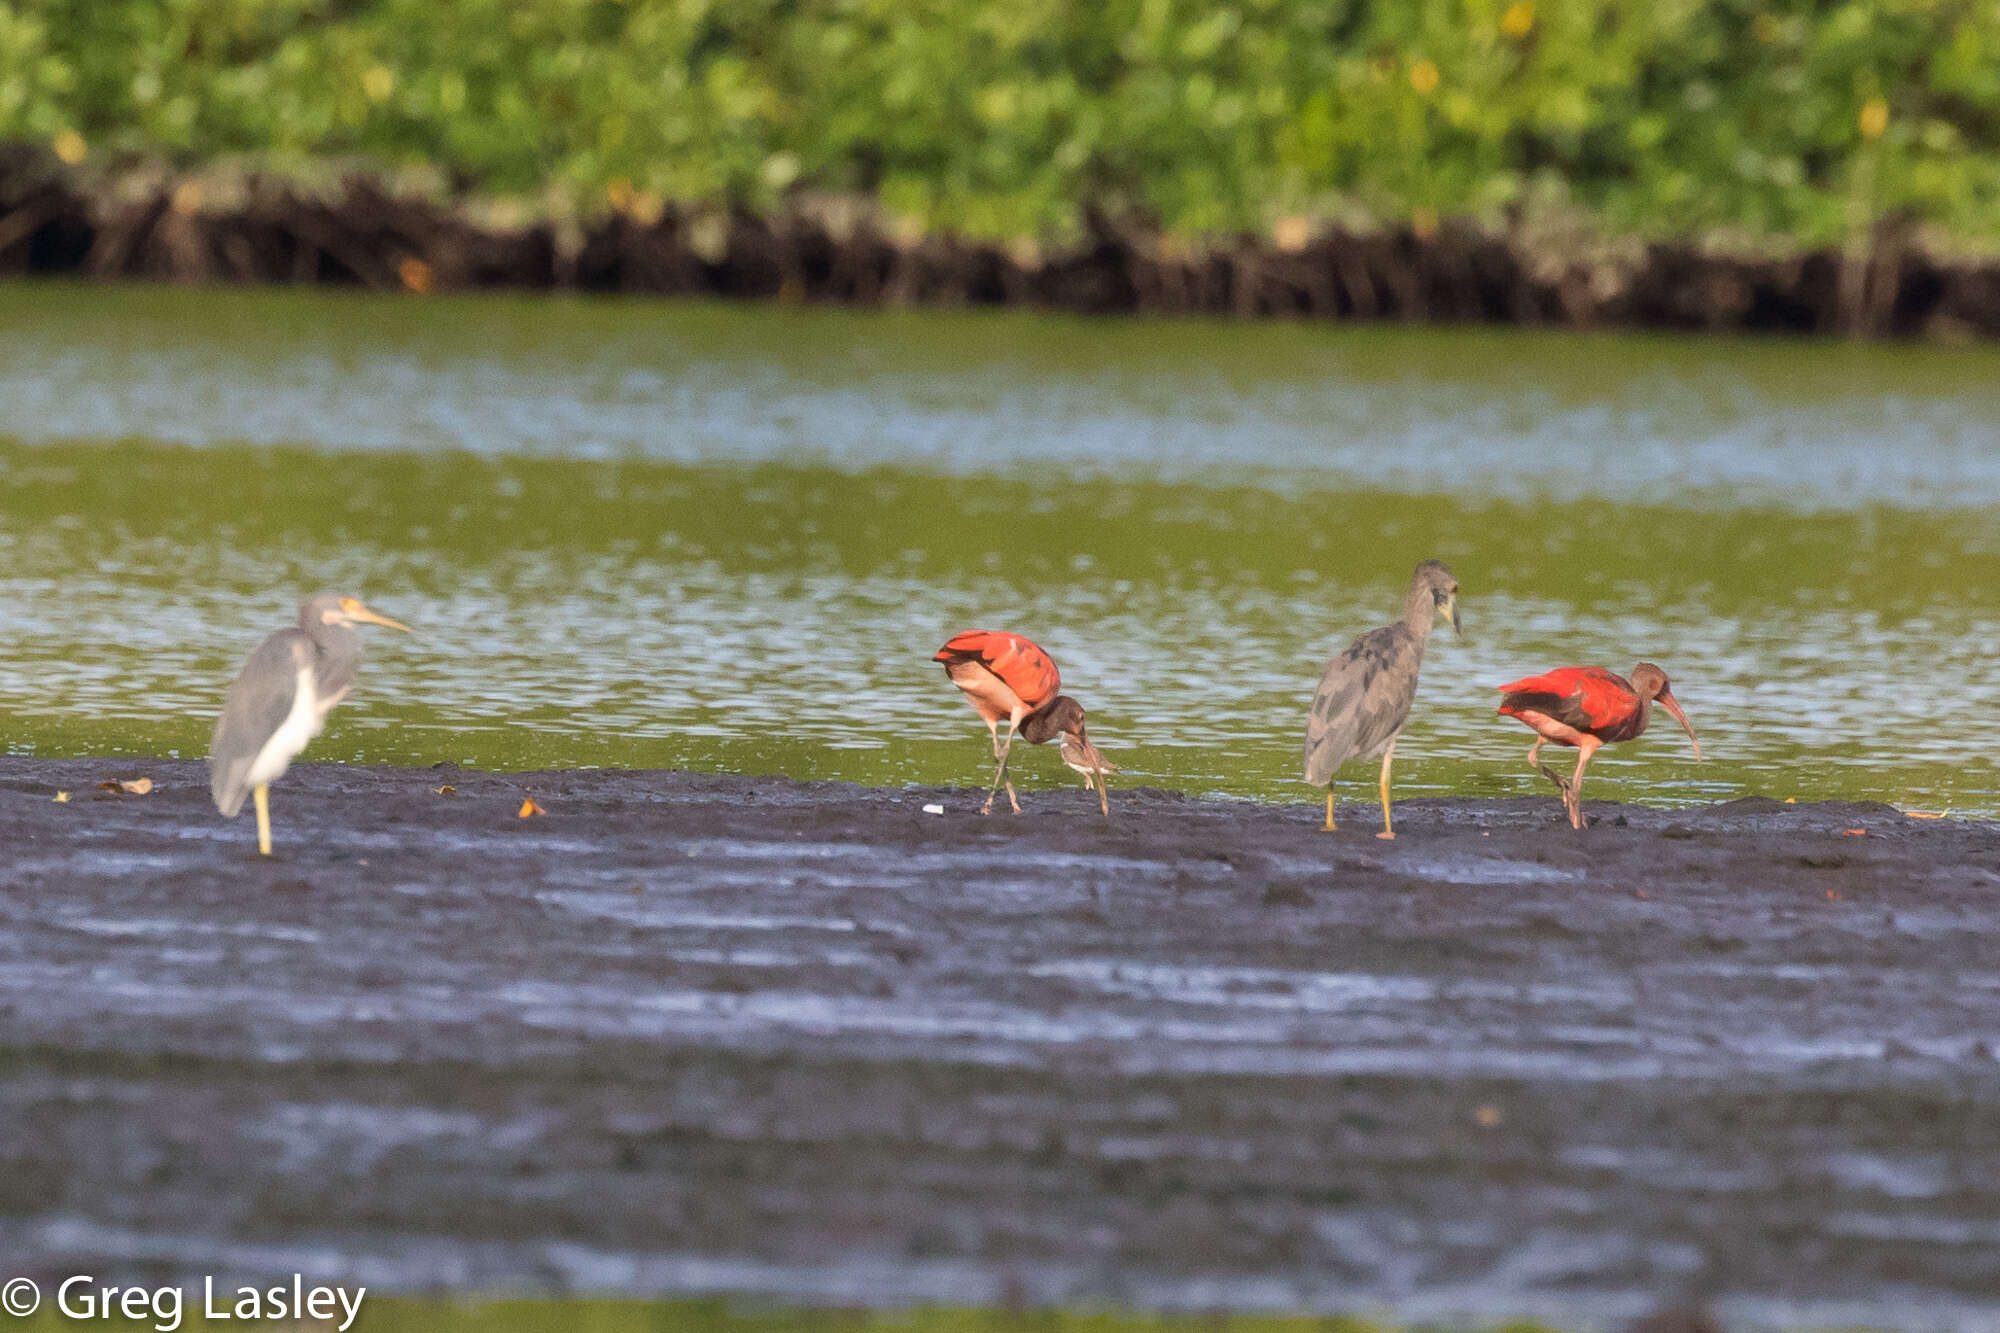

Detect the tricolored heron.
xmin=1303 ymin=560 xmax=1461 ymax=839
xmin=209 ymin=593 xmax=410 ymax=855
xmin=1497 ymin=662 xmax=1700 ymax=828
xmin=934 ymin=629 xmax=1112 ymax=816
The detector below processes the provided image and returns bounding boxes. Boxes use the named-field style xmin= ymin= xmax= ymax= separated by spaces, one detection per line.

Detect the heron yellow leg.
xmin=253 ymin=783 xmax=272 ymax=856
xmin=1376 ymin=739 xmax=1397 ymax=840
xmin=1321 ymin=787 xmax=1337 ymax=832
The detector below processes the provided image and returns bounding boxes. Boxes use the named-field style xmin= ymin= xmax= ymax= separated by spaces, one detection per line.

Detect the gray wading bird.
xmin=210 ymin=593 xmax=411 ymax=855
xmin=1303 ymin=560 xmax=1461 ymax=839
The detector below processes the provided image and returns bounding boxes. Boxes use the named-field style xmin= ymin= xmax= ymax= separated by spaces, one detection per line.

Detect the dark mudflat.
xmin=4 ymin=757 xmax=2000 ymax=1329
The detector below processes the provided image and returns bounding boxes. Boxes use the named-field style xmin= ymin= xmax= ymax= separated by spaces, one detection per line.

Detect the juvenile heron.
xmin=1303 ymin=560 xmax=1461 ymax=839
xmin=1497 ymin=662 xmax=1701 ymax=829
xmin=934 ymin=629 xmax=1113 ymax=816
xmin=209 ymin=593 xmax=411 ymax=855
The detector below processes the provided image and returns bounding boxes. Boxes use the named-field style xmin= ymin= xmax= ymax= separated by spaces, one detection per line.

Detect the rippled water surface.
xmin=6 ymin=282 xmax=2000 ymax=814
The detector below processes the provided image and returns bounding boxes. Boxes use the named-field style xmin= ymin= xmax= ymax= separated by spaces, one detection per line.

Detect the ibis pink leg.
xmin=1564 ymin=736 xmax=1603 ymax=829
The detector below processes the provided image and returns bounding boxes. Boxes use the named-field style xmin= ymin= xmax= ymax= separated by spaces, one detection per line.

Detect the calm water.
xmin=6 ymin=283 xmax=2000 ymax=814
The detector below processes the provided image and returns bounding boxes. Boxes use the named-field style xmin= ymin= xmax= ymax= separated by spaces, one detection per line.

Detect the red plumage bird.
xmin=934 ymin=630 xmax=1113 ymax=816
xmin=1496 ymin=663 xmax=1701 ymax=829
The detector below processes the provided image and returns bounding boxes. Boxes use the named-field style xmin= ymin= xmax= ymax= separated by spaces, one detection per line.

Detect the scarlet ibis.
xmin=1496 ymin=662 xmax=1701 ymax=829
xmin=934 ymin=630 xmax=1111 ymax=816
xmin=210 ymin=593 xmax=412 ymax=856
xmin=1304 ymin=560 xmax=1461 ymax=839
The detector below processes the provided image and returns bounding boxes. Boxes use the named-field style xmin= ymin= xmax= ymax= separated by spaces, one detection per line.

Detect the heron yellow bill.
xmin=339 ymin=597 xmax=413 ymax=633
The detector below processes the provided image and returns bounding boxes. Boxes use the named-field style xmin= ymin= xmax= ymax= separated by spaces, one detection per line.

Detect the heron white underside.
xmin=245 ymin=665 xmax=324 ymax=791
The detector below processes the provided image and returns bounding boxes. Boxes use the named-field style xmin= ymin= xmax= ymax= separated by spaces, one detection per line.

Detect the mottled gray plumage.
xmin=209 ymin=593 xmax=372 ymax=817
xmin=1303 ymin=619 xmax=1426 ymax=785
xmin=1302 ymin=561 xmax=1460 ymax=836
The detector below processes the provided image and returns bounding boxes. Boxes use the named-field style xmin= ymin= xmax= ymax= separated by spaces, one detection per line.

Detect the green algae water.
xmin=6 ymin=282 xmax=2000 ymax=815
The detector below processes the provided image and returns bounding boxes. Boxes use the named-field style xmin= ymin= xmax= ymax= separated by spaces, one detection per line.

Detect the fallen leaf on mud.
xmin=518 ymin=797 xmax=545 ymax=818
xmin=1904 ymin=810 xmax=1947 ymax=819
xmin=52 ymin=791 xmax=69 ymax=803
xmin=1784 ymin=797 xmax=1796 ymax=804
xmin=921 ymin=803 xmax=945 ymax=815
xmin=432 ymin=785 xmax=457 ymax=796
xmin=1841 ymin=828 xmax=1867 ymax=837
xmin=1474 ymin=1105 xmax=1503 ymax=1128
xmin=97 ymin=778 xmax=153 ymax=795
xmin=1826 ymin=890 xmax=1842 ymax=901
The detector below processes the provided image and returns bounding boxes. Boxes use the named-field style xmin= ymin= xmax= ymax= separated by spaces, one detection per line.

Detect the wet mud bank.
xmin=5 ymin=757 xmax=2000 ymax=1328
xmin=3 ymin=151 xmax=1996 ymax=339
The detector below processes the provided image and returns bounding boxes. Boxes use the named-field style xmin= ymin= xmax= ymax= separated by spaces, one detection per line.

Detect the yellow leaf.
xmin=1409 ymin=59 xmax=1440 ymax=95
xmin=1859 ymin=97 xmax=1889 ymax=140
xmin=1500 ymin=2 xmax=1534 ymax=39
xmin=518 ymin=797 xmax=546 ymax=818
xmin=432 ymin=784 xmax=457 ymax=796
xmin=52 ymin=130 xmax=87 ymax=165
xmin=52 ymin=791 xmax=69 ymax=803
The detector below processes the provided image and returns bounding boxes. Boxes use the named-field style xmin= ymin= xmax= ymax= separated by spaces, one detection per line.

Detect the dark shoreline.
xmin=5 ymin=150 xmax=1998 ymax=340
xmin=7 ymin=756 xmax=2000 ymax=1326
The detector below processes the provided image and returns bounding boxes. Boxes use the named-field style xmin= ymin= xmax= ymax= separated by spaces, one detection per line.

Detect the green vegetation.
xmin=1 ymin=0 xmax=1997 ymax=251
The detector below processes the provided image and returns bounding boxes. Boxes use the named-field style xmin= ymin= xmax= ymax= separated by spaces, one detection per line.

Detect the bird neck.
xmin=306 ymin=621 xmax=365 ymax=672
xmin=1401 ymin=583 xmax=1436 ymax=638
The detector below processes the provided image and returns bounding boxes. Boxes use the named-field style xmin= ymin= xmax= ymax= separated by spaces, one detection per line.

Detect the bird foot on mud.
xmin=1375 ymin=831 xmax=1396 ymax=840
